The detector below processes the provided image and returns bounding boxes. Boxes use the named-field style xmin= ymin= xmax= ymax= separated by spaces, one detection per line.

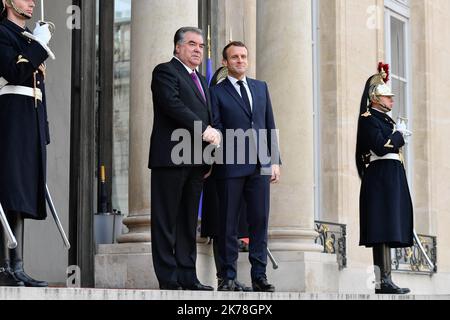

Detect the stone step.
xmin=0 ymin=287 xmax=449 ymax=300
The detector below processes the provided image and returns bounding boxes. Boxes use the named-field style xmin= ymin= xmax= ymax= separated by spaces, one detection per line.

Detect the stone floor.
xmin=0 ymin=287 xmax=449 ymax=300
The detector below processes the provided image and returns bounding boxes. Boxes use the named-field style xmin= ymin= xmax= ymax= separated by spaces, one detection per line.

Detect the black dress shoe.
xmin=11 ymin=261 xmax=48 ymax=287
xmin=183 ymin=282 xmax=214 ymax=291
xmin=218 ymin=278 xmax=252 ymax=292
xmin=0 ymin=266 xmax=24 ymax=287
xmin=235 ymin=279 xmax=253 ymax=292
xmin=218 ymin=279 xmax=236 ymax=291
xmin=252 ymin=277 xmax=275 ymax=292
xmin=159 ymin=282 xmax=182 ymax=290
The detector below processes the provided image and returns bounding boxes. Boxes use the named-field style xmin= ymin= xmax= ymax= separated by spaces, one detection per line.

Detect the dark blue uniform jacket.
xmin=0 ymin=19 xmax=50 ymax=220
xmin=358 ymin=107 xmax=413 ymax=248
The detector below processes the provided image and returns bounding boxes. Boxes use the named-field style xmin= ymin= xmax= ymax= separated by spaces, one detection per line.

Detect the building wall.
xmin=24 ymin=0 xmax=72 ymax=284
xmin=411 ymin=0 xmax=450 ymax=275
xmin=319 ymin=0 xmax=382 ymax=271
xmin=316 ymin=0 xmax=450 ymax=293
xmin=109 ymin=0 xmax=450 ymax=292
xmin=210 ymin=0 xmax=256 ymax=77
xmin=25 ymin=0 xmax=450 ymax=291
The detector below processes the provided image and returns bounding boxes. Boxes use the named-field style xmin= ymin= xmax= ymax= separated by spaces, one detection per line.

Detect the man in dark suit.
xmin=210 ymin=41 xmax=280 ymax=292
xmin=149 ymin=27 xmax=220 ymax=291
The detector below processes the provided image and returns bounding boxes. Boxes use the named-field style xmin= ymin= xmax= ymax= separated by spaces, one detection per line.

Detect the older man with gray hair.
xmin=149 ymin=27 xmax=219 ymax=290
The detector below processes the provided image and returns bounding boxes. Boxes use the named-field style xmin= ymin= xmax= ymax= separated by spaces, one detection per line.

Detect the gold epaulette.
xmin=384 ymin=139 xmax=394 ymax=149
xmin=361 ymin=110 xmax=371 ymax=118
xmin=16 ymin=55 xmax=29 ymax=64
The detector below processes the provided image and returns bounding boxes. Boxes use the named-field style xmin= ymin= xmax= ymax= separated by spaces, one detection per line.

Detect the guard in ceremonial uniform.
xmin=0 ymin=0 xmax=54 ymax=287
xmin=356 ymin=63 xmax=413 ymax=294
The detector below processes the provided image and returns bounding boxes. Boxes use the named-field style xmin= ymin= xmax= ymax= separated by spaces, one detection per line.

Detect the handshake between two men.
xmin=203 ymin=125 xmax=221 ymax=147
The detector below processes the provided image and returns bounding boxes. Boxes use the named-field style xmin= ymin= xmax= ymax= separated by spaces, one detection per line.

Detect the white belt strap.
xmin=0 ymin=77 xmax=8 ymax=89
xmin=0 ymin=85 xmax=42 ymax=102
xmin=370 ymin=151 xmax=401 ymax=162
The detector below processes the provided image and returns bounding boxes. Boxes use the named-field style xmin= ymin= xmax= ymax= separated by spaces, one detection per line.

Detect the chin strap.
xmin=377 ymin=103 xmax=392 ymax=113
xmin=371 ymin=97 xmax=392 ymax=113
xmin=6 ymin=0 xmax=32 ymax=19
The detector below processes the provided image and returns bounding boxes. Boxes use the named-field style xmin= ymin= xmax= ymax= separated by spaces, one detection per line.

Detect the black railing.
xmin=314 ymin=221 xmax=437 ymax=275
xmin=393 ymin=234 xmax=437 ymax=275
xmin=314 ymin=221 xmax=347 ymax=270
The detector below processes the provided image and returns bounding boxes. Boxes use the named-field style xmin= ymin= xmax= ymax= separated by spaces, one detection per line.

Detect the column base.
xmin=94 ymin=242 xmax=216 ymax=289
xmin=237 ymin=251 xmax=339 ymax=292
xmin=268 ymin=228 xmax=324 ymax=252
xmin=94 ymin=243 xmax=157 ymax=289
xmin=116 ymin=215 xmax=151 ymax=243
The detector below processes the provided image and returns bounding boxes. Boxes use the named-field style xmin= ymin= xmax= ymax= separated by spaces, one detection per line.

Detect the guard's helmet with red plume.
xmin=369 ymin=62 xmax=394 ymax=102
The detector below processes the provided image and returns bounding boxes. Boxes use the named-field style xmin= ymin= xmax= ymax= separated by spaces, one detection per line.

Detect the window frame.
xmin=312 ymin=0 xmax=321 ymax=220
xmin=384 ymin=1 xmax=413 ymax=185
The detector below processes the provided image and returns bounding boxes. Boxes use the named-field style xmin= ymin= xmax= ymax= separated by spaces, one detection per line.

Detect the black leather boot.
xmin=9 ymin=213 xmax=48 ymax=287
xmin=0 ymin=223 xmax=24 ymax=286
xmin=373 ymin=244 xmax=410 ymax=294
xmin=11 ymin=260 xmax=48 ymax=287
xmin=0 ymin=261 xmax=24 ymax=287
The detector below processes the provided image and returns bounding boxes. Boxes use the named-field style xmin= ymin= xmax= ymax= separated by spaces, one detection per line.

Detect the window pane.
xmin=396 ymin=0 xmax=409 ymax=6
xmin=390 ymin=16 xmax=406 ymax=78
xmin=112 ymin=0 xmax=131 ymax=214
xmin=391 ymin=78 xmax=406 ymax=121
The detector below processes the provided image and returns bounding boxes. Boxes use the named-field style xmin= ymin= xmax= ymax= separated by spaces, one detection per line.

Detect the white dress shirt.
xmin=174 ymin=56 xmax=195 ymax=72
xmin=173 ymin=56 xmax=205 ymax=97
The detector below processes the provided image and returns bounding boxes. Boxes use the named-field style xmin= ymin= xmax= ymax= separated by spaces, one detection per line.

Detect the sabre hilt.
xmin=38 ymin=20 xmax=55 ymax=36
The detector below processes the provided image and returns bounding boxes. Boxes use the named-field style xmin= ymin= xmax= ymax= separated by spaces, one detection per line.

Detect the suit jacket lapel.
xmin=171 ymin=58 xmax=207 ymax=106
xmin=223 ymin=78 xmax=252 ymax=118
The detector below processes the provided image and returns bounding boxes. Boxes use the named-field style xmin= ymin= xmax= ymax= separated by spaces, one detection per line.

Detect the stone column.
xmin=211 ymin=0 xmax=256 ymax=77
xmin=243 ymin=0 xmax=257 ymax=78
xmin=96 ymin=0 xmax=198 ymax=289
xmin=257 ymin=0 xmax=321 ymax=253
xmin=241 ymin=0 xmax=338 ymax=292
xmin=117 ymin=0 xmax=198 ymax=243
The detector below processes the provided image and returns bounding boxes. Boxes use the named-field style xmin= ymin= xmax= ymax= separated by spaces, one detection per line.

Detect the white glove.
xmin=395 ymin=120 xmax=412 ymax=137
xmin=33 ymin=22 xmax=52 ymax=45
